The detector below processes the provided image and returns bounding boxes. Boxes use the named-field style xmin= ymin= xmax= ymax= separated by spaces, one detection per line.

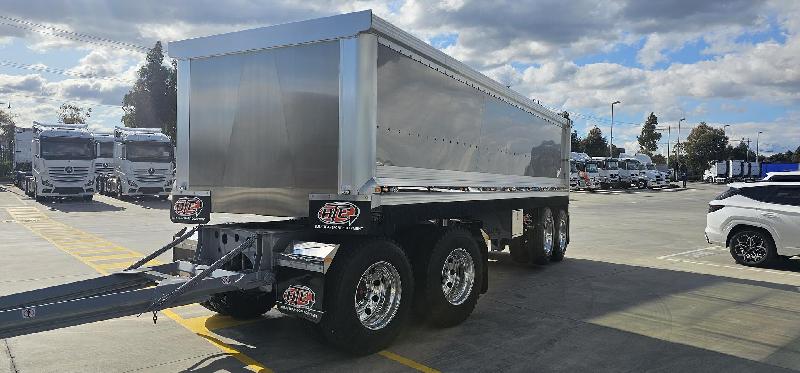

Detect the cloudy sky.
xmin=0 ymin=0 xmax=798 ymax=155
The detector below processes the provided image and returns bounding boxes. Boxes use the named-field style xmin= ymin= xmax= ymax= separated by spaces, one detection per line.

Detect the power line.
xmin=0 ymin=14 xmax=148 ymax=52
xmin=0 ymin=59 xmax=135 ymax=83
xmin=3 ymin=92 xmax=123 ymax=109
xmin=0 ymin=20 xmax=146 ymax=54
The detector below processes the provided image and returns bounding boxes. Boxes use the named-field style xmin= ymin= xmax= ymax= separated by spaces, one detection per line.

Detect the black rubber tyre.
xmin=551 ymin=209 xmax=569 ymax=262
xmin=82 ymin=195 xmax=93 ymax=201
xmin=729 ymin=229 xmax=777 ymax=267
xmin=529 ymin=207 xmax=555 ymax=265
xmin=413 ymin=227 xmax=482 ymax=327
xmin=316 ymin=238 xmax=413 ymax=355
xmin=200 ymin=289 xmax=276 ymax=319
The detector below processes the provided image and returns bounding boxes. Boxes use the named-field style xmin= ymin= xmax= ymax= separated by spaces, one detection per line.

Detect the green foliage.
xmin=57 ymin=103 xmax=92 ymax=124
xmin=682 ymin=122 xmax=728 ymax=175
xmin=726 ymin=141 xmax=756 ymax=161
xmin=764 ymin=147 xmax=800 ymax=163
xmin=581 ymin=127 xmax=609 ymax=157
xmin=637 ymin=112 xmax=661 ymax=155
xmin=122 ymin=41 xmax=177 ymax=143
xmin=570 ymin=130 xmax=583 ymax=153
xmin=651 ymin=154 xmax=666 ymax=164
xmin=0 ymin=109 xmax=17 ymax=163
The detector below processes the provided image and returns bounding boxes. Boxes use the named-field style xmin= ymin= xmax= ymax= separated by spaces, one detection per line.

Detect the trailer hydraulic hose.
xmin=147 ymin=236 xmax=255 ymax=320
xmin=125 ymin=225 xmax=200 ymax=271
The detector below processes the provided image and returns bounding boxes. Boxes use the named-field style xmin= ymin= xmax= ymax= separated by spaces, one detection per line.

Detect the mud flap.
xmin=275 ymin=241 xmax=339 ymax=322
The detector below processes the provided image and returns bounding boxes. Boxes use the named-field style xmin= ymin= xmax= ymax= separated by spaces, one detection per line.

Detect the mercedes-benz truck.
xmin=25 ymin=122 xmax=95 ymax=201
xmin=0 ymin=11 xmax=571 ymax=356
xmin=592 ymin=156 xmax=620 ymax=189
xmin=98 ymin=127 xmax=174 ymax=199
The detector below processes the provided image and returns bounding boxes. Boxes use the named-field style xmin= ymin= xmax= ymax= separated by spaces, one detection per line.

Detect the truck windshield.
xmin=97 ymin=142 xmax=114 ymax=158
xmin=570 ymin=163 xmax=578 ymax=173
xmin=40 ymin=138 xmax=95 ymax=160
xmin=586 ymin=163 xmax=598 ymax=172
xmin=606 ymin=161 xmax=618 ymax=170
xmin=126 ymin=142 xmax=173 ymax=162
xmin=646 ymin=164 xmax=656 ymax=170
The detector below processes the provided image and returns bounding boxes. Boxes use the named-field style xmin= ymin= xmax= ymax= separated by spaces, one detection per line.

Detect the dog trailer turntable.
xmin=0 ymin=10 xmax=571 ymax=354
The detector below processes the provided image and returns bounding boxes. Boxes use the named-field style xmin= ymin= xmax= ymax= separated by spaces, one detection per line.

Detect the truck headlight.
xmin=86 ymin=179 xmax=94 ymax=186
xmin=127 ymin=179 xmax=138 ymax=187
xmin=42 ymin=179 xmax=53 ymax=187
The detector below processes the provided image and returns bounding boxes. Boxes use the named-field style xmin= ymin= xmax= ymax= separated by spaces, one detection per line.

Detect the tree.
xmin=581 ymin=127 xmax=609 ymax=157
xmin=682 ymin=122 xmax=728 ymax=176
xmin=122 ymin=41 xmax=177 ymax=143
xmin=0 ymin=109 xmax=16 ymax=162
xmin=651 ymin=154 xmax=666 ymax=164
xmin=637 ymin=112 xmax=661 ymax=155
xmin=570 ymin=130 xmax=583 ymax=153
xmin=57 ymin=103 xmax=91 ymax=124
xmin=726 ymin=141 xmax=756 ymax=161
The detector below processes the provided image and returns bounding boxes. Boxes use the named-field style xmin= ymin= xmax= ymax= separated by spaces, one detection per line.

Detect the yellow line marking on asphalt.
xmin=183 ymin=314 xmax=263 ymax=333
xmin=81 ymin=253 xmax=143 ymax=262
xmin=6 ymin=205 xmax=440 ymax=373
xmin=378 ymin=351 xmax=441 ymax=373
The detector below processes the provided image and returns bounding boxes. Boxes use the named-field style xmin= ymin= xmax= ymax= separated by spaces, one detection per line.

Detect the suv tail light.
xmin=708 ymin=204 xmax=725 ymax=213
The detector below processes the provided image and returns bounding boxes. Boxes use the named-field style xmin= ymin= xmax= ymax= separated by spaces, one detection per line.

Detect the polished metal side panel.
xmin=376 ymin=44 xmax=483 ymax=172
xmin=375 ymin=44 xmax=566 ymax=189
xmin=479 ymin=96 xmax=563 ymax=178
xmin=339 ymin=34 xmax=377 ymax=195
xmin=175 ymin=60 xmax=190 ymax=190
xmin=188 ymin=41 xmax=340 ymax=217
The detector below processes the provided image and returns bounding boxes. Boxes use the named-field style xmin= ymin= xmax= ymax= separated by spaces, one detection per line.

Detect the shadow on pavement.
xmin=39 ymin=198 xmax=125 ymax=212
xmin=124 ymin=196 xmax=171 ymax=210
xmin=205 ymin=257 xmax=799 ymax=373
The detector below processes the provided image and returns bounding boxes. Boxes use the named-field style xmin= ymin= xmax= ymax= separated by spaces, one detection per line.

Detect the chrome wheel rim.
xmin=734 ymin=233 xmax=768 ymax=264
xmin=543 ymin=212 xmax=554 ymax=256
xmin=557 ymin=214 xmax=567 ymax=253
xmin=354 ymin=261 xmax=402 ymax=330
xmin=441 ymin=248 xmax=475 ymax=305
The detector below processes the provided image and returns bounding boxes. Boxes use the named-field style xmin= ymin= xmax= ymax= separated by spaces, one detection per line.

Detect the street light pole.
xmin=756 ymin=131 xmax=762 ymax=164
xmin=676 ymin=117 xmax=685 ymax=170
xmin=655 ymin=126 xmax=671 ymax=165
xmin=610 ymin=100 xmax=621 ymax=157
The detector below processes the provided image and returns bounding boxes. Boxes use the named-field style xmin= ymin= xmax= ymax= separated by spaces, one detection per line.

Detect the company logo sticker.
xmin=173 ymin=196 xmax=204 ymax=217
xmin=283 ymin=285 xmax=315 ymax=309
xmin=317 ymin=202 xmax=360 ymax=226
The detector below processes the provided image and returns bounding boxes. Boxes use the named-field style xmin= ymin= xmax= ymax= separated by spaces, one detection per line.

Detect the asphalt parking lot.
xmin=1 ymin=182 xmax=799 ymax=372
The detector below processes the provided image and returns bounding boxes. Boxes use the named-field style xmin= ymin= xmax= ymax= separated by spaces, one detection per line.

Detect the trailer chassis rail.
xmin=0 ymin=233 xmax=269 ymax=339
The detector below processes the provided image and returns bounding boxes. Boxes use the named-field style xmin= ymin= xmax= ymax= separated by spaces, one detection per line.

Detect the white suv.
xmin=705 ymin=182 xmax=800 ymax=266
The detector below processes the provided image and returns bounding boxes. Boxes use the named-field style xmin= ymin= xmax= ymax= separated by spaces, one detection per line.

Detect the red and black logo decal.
xmin=317 ymin=202 xmax=360 ymax=226
xmin=283 ymin=285 xmax=316 ymax=309
xmin=173 ymin=196 xmax=204 ymax=217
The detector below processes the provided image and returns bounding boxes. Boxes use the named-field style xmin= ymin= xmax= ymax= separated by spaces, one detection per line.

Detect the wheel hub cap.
xmin=354 ymin=261 xmax=402 ymax=330
xmin=734 ymin=233 xmax=767 ymax=264
xmin=440 ymin=248 xmax=475 ymax=306
xmin=543 ymin=215 xmax=554 ymax=255
xmin=557 ymin=217 xmax=567 ymax=253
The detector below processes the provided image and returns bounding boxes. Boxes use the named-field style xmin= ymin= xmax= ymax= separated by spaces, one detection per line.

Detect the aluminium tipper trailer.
xmin=0 ymin=10 xmax=571 ymax=355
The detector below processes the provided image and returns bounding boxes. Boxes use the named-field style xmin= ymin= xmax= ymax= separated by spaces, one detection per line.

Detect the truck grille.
xmin=134 ymin=168 xmax=169 ymax=183
xmin=95 ymin=162 xmax=114 ymax=174
xmin=48 ymin=166 xmax=90 ymax=182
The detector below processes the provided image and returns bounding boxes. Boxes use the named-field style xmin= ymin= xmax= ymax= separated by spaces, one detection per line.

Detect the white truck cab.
xmin=634 ymin=153 xmax=666 ymax=188
xmin=92 ymin=131 xmax=115 ymax=178
xmin=592 ymin=157 xmax=620 ymax=189
xmin=27 ymin=122 xmax=96 ymax=201
xmin=570 ymin=152 xmax=598 ymax=190
xmin=617 ymin=157 xmax=641 ymax=188
xmin=99 ymin=127 xmax=174 ymax=199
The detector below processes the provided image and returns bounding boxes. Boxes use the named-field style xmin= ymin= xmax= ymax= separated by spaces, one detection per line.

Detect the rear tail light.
xmin=708 ymin=204 xmax=725 ymax=213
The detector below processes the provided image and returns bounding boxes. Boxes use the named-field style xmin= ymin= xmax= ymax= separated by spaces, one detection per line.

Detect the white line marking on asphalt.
xmin=657 ymin=247 xmax=721 ymax=260
xmin=660 ymin=257 xmax=800 ymax=277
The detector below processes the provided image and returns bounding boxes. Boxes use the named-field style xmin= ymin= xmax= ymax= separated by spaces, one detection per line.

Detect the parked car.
xmin=762 ymin=171 xmax=800 ymax=182
xmin=705 ymin=182 xmax=800 ymax=266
